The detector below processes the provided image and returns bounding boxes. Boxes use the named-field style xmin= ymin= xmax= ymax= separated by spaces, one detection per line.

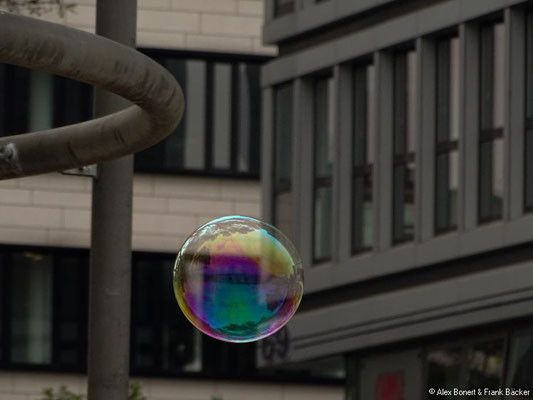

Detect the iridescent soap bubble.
xmin=173 ymin=216 xmax=303 ymax=343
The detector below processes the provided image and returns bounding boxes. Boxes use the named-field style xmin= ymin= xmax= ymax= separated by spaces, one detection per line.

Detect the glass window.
xmin=435 ymin=36 xmax=460 ymax=233
xmin=274 ymin=0 xmax=295 ymax=17
xmin=53 ymin=254 xmax=87 ymax=368
xmin=273 ymin=83 xmax=294 ymax=237
xmin=427 ymin=348 xmax=462 ymax=399
xmin=393 ymin=49 xmax=417 ymax=244
xmin=131 ymin=256 xmax=201 ymax=374
xmin=468 ymin=339 xmax=504 ymax=398
xmin=506 ymin=328 xmax=533 ymax=394
xmin=313 ymin=76 xmax=335 ymax=263
xmin=10 ymin=251 xmax=53 ymax=364
xmin=525 ymin=13 xmax=533 ymax=210
xmin=134 ymin=56 xmax=263 ymax=178
xmin=479 ymin=22 xmax=505 ymax=223
xmin=352 ymin=63 xmax=375 ymax=253
xmin=1 ymin=65 xmax=30 ymax=136
xmin=0 ymin=254 xmax=5 ymax=362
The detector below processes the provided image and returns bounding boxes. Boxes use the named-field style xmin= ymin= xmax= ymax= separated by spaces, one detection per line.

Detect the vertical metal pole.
xmin=87 ymin=1 xmax=137 ymax=400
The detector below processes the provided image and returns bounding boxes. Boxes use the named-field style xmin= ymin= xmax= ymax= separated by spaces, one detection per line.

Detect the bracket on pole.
xmin=62 ymin=165 xmax=98 ymax=178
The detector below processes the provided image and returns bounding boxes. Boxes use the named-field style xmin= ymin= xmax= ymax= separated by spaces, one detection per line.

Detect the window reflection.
xmin=10 ymin=252 xmax=53 ymax=364
xmin=427 ymin=348 xmax=462 ymax=398
xmin=393 ymin=49 xmax=416 ymax=243
xmin=435 ymin=36 xmax=460 ymax=233
xmin=313 ymin=76 xmax=335 ymax=262
xmin=524 ymin=13 xmax=533 ymax=210
xmin=479 ymin=22 xmax=505 ymax=223
xmin=352 ymin=63 xmax=375 ymax=253
xmin=468 ymin=340 xmax=504 ymax=399
xmin=273 ymin=83 xmax=294 ymax=237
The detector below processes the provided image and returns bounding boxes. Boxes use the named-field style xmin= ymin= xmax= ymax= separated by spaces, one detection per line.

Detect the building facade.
xmin=0 ymin=1 xmax=344 ymax=399
xmin=260 ymin=0 xmax=533 ymax=398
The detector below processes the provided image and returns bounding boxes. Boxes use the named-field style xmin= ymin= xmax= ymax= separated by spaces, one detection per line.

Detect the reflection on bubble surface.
xmin=174 ymin=216 xmax=303 ymax=343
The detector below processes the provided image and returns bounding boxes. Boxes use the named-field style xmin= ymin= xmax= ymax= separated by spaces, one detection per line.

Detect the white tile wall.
xmin=0 ymin=173 xmax=261 ymax=252
xmin=0 ymin=372 xmax=344 ymax=400
xmin=18 ymin=0 xmax=277 ymax=55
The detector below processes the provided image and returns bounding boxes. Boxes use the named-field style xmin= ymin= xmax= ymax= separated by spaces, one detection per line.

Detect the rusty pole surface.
xmin=0 ymin=12 xmax=184 ymax=180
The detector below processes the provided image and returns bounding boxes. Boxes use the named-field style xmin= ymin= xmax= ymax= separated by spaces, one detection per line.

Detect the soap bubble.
xmin=173 ymin=216 xmax=303 ymax=343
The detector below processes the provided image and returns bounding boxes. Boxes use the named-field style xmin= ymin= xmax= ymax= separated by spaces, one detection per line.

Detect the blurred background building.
xmin=0 ymin=1 xmax=343 ymax=399
xmin=259 ymin=0 xmax=533 ymax=398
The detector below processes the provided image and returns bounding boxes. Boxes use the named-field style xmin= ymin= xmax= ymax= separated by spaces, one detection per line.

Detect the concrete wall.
xmin=0 ymin=371 xmax=343 ymax=400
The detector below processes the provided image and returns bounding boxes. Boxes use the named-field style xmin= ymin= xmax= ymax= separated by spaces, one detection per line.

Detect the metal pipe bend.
xmin=0 ymin=12 xmax=185 ymax=179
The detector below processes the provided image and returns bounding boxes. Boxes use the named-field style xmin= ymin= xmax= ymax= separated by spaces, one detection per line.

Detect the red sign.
xmin=374 ymin=371 xmax=405 ymax=400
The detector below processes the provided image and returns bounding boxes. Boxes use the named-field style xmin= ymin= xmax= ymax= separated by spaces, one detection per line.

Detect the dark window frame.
xmin=0 ymin=246 xmax=88 ymax=372
xmin=434 ymin=35 xmax=460 ymax=235
xmin=312 ymin=75 xmax=335 ymax=264
xmin=392 ymin=48 xmax=416 ymax=245
xmin=478 ymin=21 xmax=505 ymax=224
xmin=0 ymin=49 xmax=269 ymax=180
xmin=351 ymin=62 xmax=374 ymax=254
xmin=0 ymin=244 xmax=341 ymax=385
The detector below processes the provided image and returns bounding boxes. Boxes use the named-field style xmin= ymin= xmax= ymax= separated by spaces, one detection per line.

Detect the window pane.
xmin=28 ymin=71 xmax=53 ymax=132
xmin=313 ymin=76 xmax=334 ymax=262
xmin=53 ymin=76 xmax=92 ymax=127
xmin=427 ymin=348 xmax=462 ymax=399
xmin=527 ymin=13 xmax=533 ymax=120
xmin=273 ymin=83 xmax=293 ymax=236
xmin=213 ymin=63 xmax=232 ymax=169
xmin=54 ymin=255 xmax=86 ymax=367
xmin=393 ymin=161 xmax=415 ymax=242
xmin=480 ymin=23 xmax=505 ymax=131
xmin=275 ymin=192 xmax=292 ymax=239
xmin=436 ymin=151 xmax=459 ymax=231
xmin=10 ymin=251 xmax=53 ymax=364
xmin=314 ymin=77 xmax=334 ymax=178
xmin=275 ymin=0 xmax=295 ymax=17
xmin=353 ymin=63 xmax=374 ymax=252
xmin=525 ymin=14 xmax=533 ymax=211
xmin=5 ymin=66 xmax=29 ymax=135
xmin=492 ymin=23 xmax=505 ymax=129
xmin=352 ymin=172 xmax=373 ymax=251
xmin=525 ymin=129 xmax=533 ymax=209
xmin=184 ymin=60 xmax=206 ymax=170
xmin=449 ymin=37 xmax=460 ymax=141
xmin=0 ymin=253 xmax=5 ymax=361
xmin=274 ymin=84 xmax=293 ymax=189
xmin=479 ymin=138 xmax=503 ymax=221
xmin=314 ymin=186 xmax=332 ymax=261
xmin=506 ymin=328 xmax=533 ymax=394
xmin=132 ymin=258 xmax=200 ymax=374
xmin=468 ymin=339 xmax=504 ymax=397
xmin=437 ymin=37 xmax=460 ymax=143
xmin=393 ymin=49 xmax=416 ymax=243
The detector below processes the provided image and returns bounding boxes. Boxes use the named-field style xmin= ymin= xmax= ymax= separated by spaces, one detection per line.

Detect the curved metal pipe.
xmin=0 ymin=12 xmax=184 ymax=179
